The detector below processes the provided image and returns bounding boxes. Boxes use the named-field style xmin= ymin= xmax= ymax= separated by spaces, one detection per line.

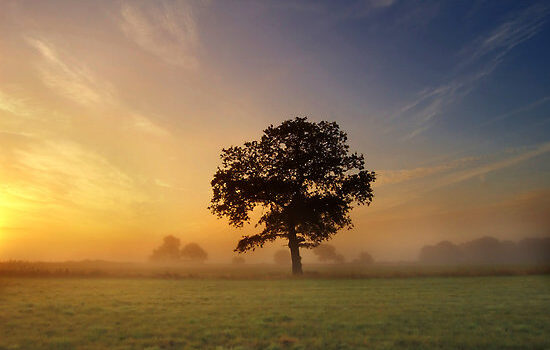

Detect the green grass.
xmin=1 ymin=276 xmax=549 ymax=349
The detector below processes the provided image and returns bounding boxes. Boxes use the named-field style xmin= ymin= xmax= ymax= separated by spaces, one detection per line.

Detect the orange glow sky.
xmin=1 ymin=1 xmax=549 ymax=262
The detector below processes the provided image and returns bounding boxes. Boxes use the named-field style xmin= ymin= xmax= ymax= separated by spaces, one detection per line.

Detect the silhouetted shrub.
xmin=354 ymin=251 xmax=375 ymax=265
xmin=312 ymin=244 xmax=345 ymax=263
xmin=181 ymin=243 xmax=208 ymax=262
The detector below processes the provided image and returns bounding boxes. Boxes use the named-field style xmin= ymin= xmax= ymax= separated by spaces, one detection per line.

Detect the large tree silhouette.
xmin=209 ymin=117 xmax=375 ymax=274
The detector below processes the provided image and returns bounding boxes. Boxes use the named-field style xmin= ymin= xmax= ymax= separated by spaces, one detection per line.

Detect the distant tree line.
xmin=419 ymin=236 xmax=550 ymax=265
xmin=272 ymin=245 xmax=374 ymax=265
xmin=311 ymin=244 xmax=374 ymax=265
xmin=150 ymin=235 xmax=208 ymax=263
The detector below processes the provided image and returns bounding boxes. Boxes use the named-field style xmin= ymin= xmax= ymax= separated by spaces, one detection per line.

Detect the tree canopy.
xmin=209 ymin=117 xmax=375 ymax=274
xmin=181 ymin=242 xmax=208 ymax=262
xmin=149 ymin=235 xmax=181 ymax=262
xmin=149 ymin=236 xmax=208 ymax=263
xmin=313 ymin=244 xmax=345 ymax=263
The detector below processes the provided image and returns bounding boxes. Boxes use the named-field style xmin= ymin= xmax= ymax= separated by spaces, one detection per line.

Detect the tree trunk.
xmin=288 ymin=226 xmax=303 ymax=275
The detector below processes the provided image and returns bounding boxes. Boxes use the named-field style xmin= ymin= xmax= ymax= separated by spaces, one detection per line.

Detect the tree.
xmin=312 ymin=244 xmax=346 ymax=263
xmin=209 ymin=117 xmax=375 ymax=274
xmin=150 ymin=235 xmax=181 ymax=262
xmin=354 ymin=251 xmax=374 ymax=265
xmin=181 ymin=243 xmax=208 ymax=262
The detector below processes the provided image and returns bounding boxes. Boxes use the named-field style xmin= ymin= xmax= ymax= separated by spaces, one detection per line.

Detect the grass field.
xmin=1 ymin=276 xmax=549 ymax=349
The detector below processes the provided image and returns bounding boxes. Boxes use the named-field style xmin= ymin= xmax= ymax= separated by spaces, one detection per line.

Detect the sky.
xmin=0 ymin=0 xmax=549 ymax=262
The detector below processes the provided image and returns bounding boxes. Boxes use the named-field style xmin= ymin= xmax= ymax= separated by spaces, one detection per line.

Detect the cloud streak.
xmin=7 ymin=139 xmax=147 ymax=211
xmin=391 ymin=2 xmax=550 ymax=140
xmin=119 ymin=0 xmax=200 ymax=69
xmin=376 ymin=141 xmax=550 ymax=211
xmin=437 ymin=142 xmax=550 ymax=188
xmin=24 ymin=36 xmax=171 ymax=137
xmin=0 ymin=90 xmax=33 ymax=117
xmin=377 ymin=156 xmax=479 ymax=186
xmin=26 ymin=37 xmax=115 ymax=106
xmin=478 ymin=95 xmax=550 ymax=128
xmin=460 ymin=2 xmax=550 ymax=67
xmin=132 ymin=115 xmax=170 ymax=137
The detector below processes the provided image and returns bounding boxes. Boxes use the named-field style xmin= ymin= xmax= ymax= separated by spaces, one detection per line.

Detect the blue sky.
xmin=213 ymin=0 xmax=550 ymax=148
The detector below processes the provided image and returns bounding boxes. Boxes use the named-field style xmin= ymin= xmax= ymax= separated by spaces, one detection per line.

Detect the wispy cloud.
xmin=459 ymin=2 xmax=550 ymax=67
xmin=377 ymin=156 xmax=479 ymax=186
xmin=119 ymin=0 xmax=200 ymax=69
xmin=9 ymin=139 xmax=146 ymax=210
xmin=390 ymin=61 xmax=499 ymax=140
xmin=478 ymin=95 xmax=550 ymax=128
xmin=391 ymin=2 xmax=550 ymax=139
xmin=25 ymin=37 xmax=115 ymax=106
xmin=437 ymin=142 xmax=550 ymax=188
xmin=262 ymin=0 xmax=396 ymax=23
xmin=377 ymin=141 xmax=550 ymax=211
xmin=24 ymin=37 xmax=171 ymax=137
xmin=0 ymin=90 xmax=33 ymax=117
xmin=340 ymin=0 xmax=396 ymax=18
xmin=0 ymin=88 xmax=73 ymax=132
xmin=132 ymin=115 xmax=170 ymax=137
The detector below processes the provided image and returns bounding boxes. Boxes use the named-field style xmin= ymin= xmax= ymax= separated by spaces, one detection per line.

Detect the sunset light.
xmin=1 ymin=1 xmax=549 ymax=349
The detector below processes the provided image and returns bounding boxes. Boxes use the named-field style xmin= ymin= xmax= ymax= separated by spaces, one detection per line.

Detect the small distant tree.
xmin=232 ymin=256 xmax=246 ymax=264
xmin=150 ymin=235 xmax=181 ymax=262
xmin=355 ymin=251 xmax=374 ymax=265
xmin=181 ymin=243 xmax=208 ymax=262
xmin=274 ymin=250 xmax=291 ymax=265
xmin=210 ymin=117 xmax=375 ymax=274
xmin=312 ymin=244 xmax=345 ymax=263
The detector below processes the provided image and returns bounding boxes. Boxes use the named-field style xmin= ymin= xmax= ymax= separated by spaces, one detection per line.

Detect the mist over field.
xmin=2 ymin=235 xmax=549 ymax=281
